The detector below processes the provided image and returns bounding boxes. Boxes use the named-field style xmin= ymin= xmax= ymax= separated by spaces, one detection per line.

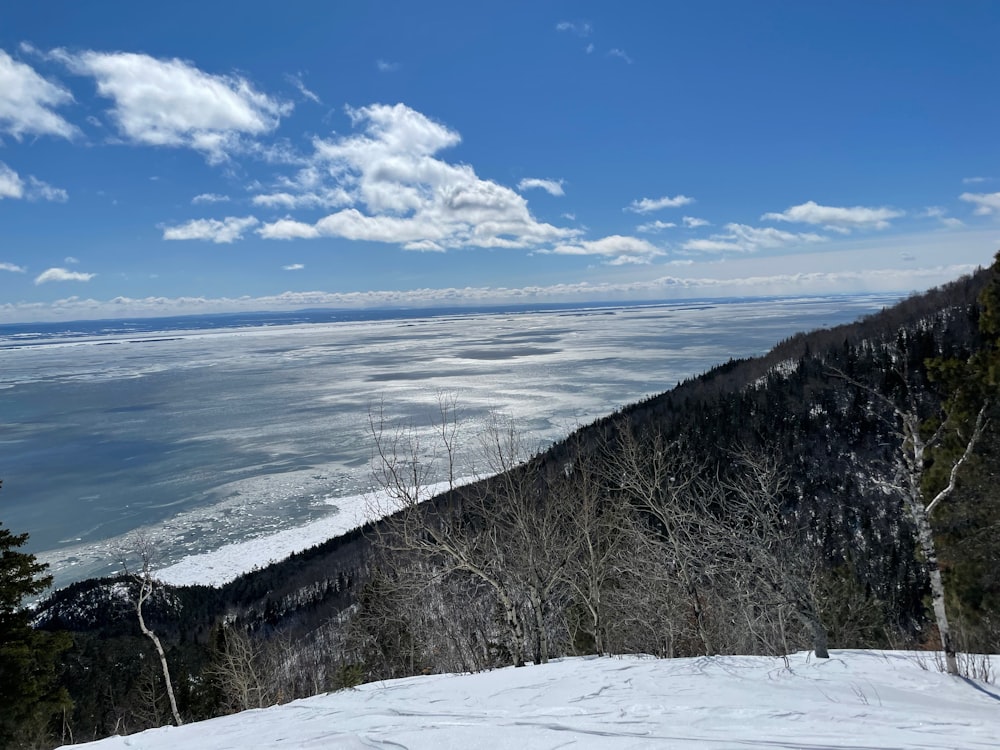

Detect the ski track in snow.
xmin=59 ymin=651 xmax=1000 ymax=749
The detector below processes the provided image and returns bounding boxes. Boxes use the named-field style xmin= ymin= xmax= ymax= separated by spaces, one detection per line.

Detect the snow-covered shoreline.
xmin=156 ymin=480 xmax=462 ymax=587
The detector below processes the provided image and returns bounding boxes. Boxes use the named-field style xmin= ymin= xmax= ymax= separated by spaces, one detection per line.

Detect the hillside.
xmin=28 ymin=260 xmax=1000 ymax=744
xmin=60 ymin=650 xmax=999 ymax=749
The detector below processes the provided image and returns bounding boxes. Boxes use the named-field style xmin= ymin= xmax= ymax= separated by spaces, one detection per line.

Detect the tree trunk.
xmin=798 ymin=612 xmax=830 ymax=659
xmin=911 ymin=504 xmax=958 ymax=675
xmin=498 ymin=590 xmax=525 ymax=667
xmin=136 ymin=595 xmax=183 ymax=726
xmin=528 ymin=588 xmax=549 ymax=664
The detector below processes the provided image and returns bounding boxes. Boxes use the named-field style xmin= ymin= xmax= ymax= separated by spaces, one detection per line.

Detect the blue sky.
xmin=1 ymin=1 xmax=999 ymax=322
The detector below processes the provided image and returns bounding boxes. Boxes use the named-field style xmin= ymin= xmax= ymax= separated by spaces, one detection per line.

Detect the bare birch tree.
xmin=122 ymin=534 xmax=183 ymax=727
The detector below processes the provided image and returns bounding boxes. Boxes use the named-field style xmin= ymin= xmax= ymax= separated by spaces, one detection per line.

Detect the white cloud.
xmin=34 ymin=267 xmax=95 ymax=284
xmin=608 ymin=48 xmax=633 ymax=64
xmin=257 ymin=103 xmax=576 ymax=250
xmin=4 ymin=263 xmax=978 ymax=323
xmin=376 ymin=60 xmax=399 ymax=73
xmin=682 ymin=216 xmax=710 ymax=228
xmin=192 ymin=193 xmax=231 ymax=204
xmin=585 ymin=43 xmax=595 ymax=54
xmin=762 ymin=200 xmax=903 ymax=231
xmin=626 ymin=195 xmax=694 ymax=214
xmin=0 ymin=162 xmax=67 ymax=201
xmin=55 ymin=49 xmax=291 ymax=163
xmin=251 ymin=164 xmax=354 ymax=210
xmin=26 ymin=176 xmax=67 ymax=202
xmin=921 ymin=206 xmax=964 ymax=228
xmin=258 ymin=218 xmax=320 ymax=240
xmin=547 ymin=234 xmax=663 ymax=264
xmin=252 ymin=188 xmax=352 ymax=210
xmin=0 ymin=50 xmax=77 ymax=140
xmin=683 ymin=223 xmax=826 ymax=253
xmin=517 ymin=178 xmax=565 ymax=196
xmin=959 ymin=191 xmax=1000 ymax=216
xmin=162 ymin=216 xmax=260 ymax=243
xmin=963 ymin=176 xmax=990 ymax=184
xmin=285 ymin=73 xmax=320 ymax=103
xmin=556 ymin=21 xmax=592 ymax=36
xmin=0 ymin=162 xmax=23 ymax=199
xmin=0 ymin=262 xmax=26 ymax=273
xmin=636 ymin=220 xmax=676 ymax=233
xmin=64 ymin=256 xmax=79 ymax=264
xmin=282 ymin=263 xmax=304 ymax=271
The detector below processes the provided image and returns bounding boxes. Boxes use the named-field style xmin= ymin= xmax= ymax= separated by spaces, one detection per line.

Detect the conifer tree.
xmin=0 ymin=480 xmax=72 ymax=747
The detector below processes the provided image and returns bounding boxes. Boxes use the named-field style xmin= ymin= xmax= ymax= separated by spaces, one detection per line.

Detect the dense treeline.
xmin=4 ymin=260 xmax=998 ymax=747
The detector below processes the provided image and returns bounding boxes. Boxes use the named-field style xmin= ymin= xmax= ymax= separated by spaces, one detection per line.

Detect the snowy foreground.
xmin=62 ymin=650 xmax=998 ymax=749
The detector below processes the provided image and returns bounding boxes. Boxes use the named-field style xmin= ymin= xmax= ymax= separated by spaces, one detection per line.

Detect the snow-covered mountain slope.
xmin=61 ymin=650 xmax=998 ymax=749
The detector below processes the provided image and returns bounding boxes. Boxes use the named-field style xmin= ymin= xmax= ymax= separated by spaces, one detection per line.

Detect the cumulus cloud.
xmin=1 ymin=262 xmax=26 ymax=273
xmin=0 ymin=162 xmax=67 ymax=201
xmin=959 ymin=191 xmax=1000 ymax=216
xmin=636 ymin=220 xmax=676 ymax=233
xmin=192 ymin=193 xmax=230 ymax=204
xmin=257 ymin=218 xmax=320 ymax=240
xmin=546 ymin=234 xmax=663 ymax=264
xmin=162 ymin=216 xmax=260 ymax=243
xmin=53 ymin=49 xmax=291 ymax=163
xmin=256 ymin=103 xmax=576 ymax=250
xmin=963 ymin=176 xmax=990 ymax=184
xmin=34 ymin=267 xmax=95 ymax=284
xmin=252 ymin=165 xmax=354 ymax=210
xmin=517 ymin=178 xmax=565 ymax=196
xmin=683 ymin=223 xmax=825 ymax=253
xmin=0 ymin=49 xmax=77 ymax=140
xmin=282 ymin=263 xmax=304 ymax=270
xmin=626 ymin=194 xmax=694 ymax=214
xmin=762 ymin=200 xmax=903 ymax=231
xmin=376 ymin=60 xmax=399 ymax=73
xmin=682 ymin=216 xmax=710 ymax=228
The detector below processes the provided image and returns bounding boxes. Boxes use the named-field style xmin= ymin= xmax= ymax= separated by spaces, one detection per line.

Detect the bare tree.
xmin=558 ymin=449 xmax=632 ymax=656
xmin=721 ymin=449 xmax=830 ymax=658
xmin=607 ymin=425 xmax=724 ymax=654
xmin=367 ymin=398 xmax=531 ymax=667
xmin=210 ymin=627 xmax=276 ymax=712
xmin=475 ymin=412 xmax=578 ymax=664
xmin=121 ymin=534 xmax=183 ymax=727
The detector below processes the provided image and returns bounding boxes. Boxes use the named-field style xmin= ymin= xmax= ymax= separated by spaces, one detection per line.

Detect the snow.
xmin=59 ymin=650 xmax=999 ymax=749
xmin=156 ymin=481 xmax=460 ymax=587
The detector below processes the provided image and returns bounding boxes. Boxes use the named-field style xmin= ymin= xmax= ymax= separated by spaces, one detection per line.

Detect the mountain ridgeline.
xmin=22 ymin=262 xmax=1000 ymax=745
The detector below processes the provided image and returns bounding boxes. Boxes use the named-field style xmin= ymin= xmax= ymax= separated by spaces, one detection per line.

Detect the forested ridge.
xmin=4 ymin=261 xmax=998 ymax=747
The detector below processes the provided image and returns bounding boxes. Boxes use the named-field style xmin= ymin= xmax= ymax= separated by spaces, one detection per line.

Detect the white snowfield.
xmin=61 ymin=650 xmax=998 ymax=749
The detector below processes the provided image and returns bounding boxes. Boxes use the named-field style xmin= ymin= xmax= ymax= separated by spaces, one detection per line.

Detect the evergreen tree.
xmin=0 ymin=481 xmax=72 ymax=747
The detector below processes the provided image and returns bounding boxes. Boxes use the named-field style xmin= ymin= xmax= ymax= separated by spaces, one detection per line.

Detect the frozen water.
xmin=0 ymin=297 xmax=894 ymax=588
